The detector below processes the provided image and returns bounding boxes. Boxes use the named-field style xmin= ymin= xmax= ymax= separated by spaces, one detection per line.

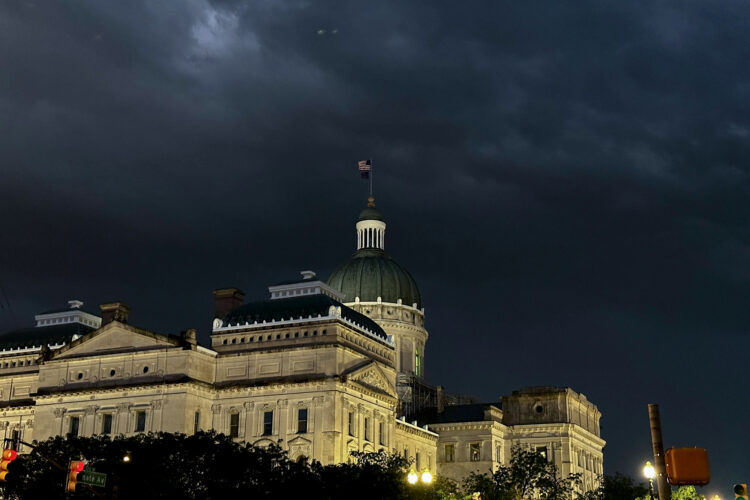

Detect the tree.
xmin=0 ymin=433 xmax=456 ymax=500
xmin=463 ymin=446 xmax=581 ymax=500
xmin=0 ymin=432 xmax=314 ymax=500
xmin=635 ymin=486 xmax=705 ymax=500
xmin=583 ymin=472 xmax=649 ymax=500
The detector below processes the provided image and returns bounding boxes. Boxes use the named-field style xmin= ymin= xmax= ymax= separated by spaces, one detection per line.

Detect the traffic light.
xmin=65 ymin=460 xmax=85 ymax=492
xmin=0 ymin=449 xmax=18 ymax=481
xmin=734 ymin=484 xmax=748 ymax=500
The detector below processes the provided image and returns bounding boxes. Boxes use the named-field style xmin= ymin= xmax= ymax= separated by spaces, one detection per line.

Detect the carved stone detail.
xmin=243 ymin=402 xmax=255 ymax=411
xmin=53 ymin=408 xmax=65 ymax=418
xmin=354 ymin=369 xmax=389 ymax=392
xmin=211 ymin=404 xmax=222 ymax=415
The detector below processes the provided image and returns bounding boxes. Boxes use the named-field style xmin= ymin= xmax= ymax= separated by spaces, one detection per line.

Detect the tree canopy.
xmin=0 ymin=432 xmax=456 ymax=500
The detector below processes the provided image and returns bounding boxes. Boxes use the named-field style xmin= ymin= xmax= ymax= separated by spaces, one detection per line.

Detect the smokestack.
xmin=182 ymin=328 xmax=197 ymax=346
xmin=100 ymin=302 xmax=131 ymax=326
xmin=213 ymin=288 xmax=244 ymax=319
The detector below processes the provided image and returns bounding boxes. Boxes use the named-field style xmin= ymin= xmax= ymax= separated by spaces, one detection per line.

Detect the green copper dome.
xmin=327 ymin=248 xmax=422 ymax=308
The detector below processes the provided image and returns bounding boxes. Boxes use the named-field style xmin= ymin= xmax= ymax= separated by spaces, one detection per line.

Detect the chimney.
xmin=213 ymin=288 xmax=244 ymax=319
xmin=100 ymin=302 xmax=131 ymax=325
xmin=437 ymin=385 xmax=445 ymax=414
xmin=182 ymin=328 xmax=197 ymax=346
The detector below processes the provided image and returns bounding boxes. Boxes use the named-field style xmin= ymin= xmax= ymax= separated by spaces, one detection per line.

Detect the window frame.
xmin=69 ymin=416 xmax=80 ymax=437
xmin=135 ymin=410 xmax=147 ymax=432
xmin=297 ymin=408 xmax=308 ymax=434
xmin=445 ymin=444 xmax=455 ymax=463
xmin=470 ymin=443 xmax=481 ymax=462
xmin=262 ymin=410 xmax=274 ymax=436
xmin=229 ymin=412 xmax=240 ymax=438
xmin=102 ymin=414 xmax=113 ymax=435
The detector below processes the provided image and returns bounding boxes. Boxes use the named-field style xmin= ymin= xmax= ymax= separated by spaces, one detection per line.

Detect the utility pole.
xmin=648 ymin=404 xmax=672 ymax=500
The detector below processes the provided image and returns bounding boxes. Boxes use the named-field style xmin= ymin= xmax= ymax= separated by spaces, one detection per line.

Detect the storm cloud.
xmin=1 ymin=0 xmax=748 ymax=490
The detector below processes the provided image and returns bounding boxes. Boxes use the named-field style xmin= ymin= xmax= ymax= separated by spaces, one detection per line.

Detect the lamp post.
xmin=643 ymin=461 xmax=656 ymax=500
xmin=407 ymin=469 xmax=433 ymax=486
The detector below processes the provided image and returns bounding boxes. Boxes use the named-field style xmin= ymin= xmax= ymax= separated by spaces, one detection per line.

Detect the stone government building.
xmin=0 ymin=197 xmax=604 ymax=489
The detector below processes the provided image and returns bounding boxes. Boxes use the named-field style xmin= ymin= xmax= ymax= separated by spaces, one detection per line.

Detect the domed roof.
xmin=327 ymin=248 xmax=422 ymax=308
xmin=358 ymin=207 xmax=384 ymax=222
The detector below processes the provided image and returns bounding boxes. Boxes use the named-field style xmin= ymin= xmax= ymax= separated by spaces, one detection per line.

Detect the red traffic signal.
xmin=0 ymin=449 xmax=18 ymax=481
xmin=66 ymin=460 xmax=85 ymax=492
xmin=664 ymin=447 xmax=710 ymax=486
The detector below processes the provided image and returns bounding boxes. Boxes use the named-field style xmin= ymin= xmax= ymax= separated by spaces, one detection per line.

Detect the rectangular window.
xmin=69 ymin=416 xmax=80 ymax=437
xmin=298 ymin=408 xmax=308 ymax=434
xmin=378 ymin=422 xmax=385 ymax=445
xmin=135 ymin=411 xmax=146 ymax=432
xmin=470 ymin=443 xmax=481 ymax=462
xmin=102 ymin=414 xmax=113 ymax=435
xmin=229 ymin=413 xmax=240 ymax=438
xmin=364 ymin=417 xmax=370 ymax=441
xmin=263 ymin=410 xmax=273 ymax=436
xmin=537 ymin=446 xmax=548 ymax=461
xmin=415 ymin=452 xmax=421 ymax=470
xmin=415 ymin=349 xmax=421 ymax=376
xmin=445 ymin=444 xmax=455 ymax=463
xmin=496 ymin=445 xmax=502 ymax=462
xmin=577 ymin=451 xmax=582 ymax=467
xmin=194 ymin=411 xmax=200 ymax=434
xmin=348 ymin=412 xmax=354 ymax=436
xmin=403 ymin=448 xmax=408 ymax=459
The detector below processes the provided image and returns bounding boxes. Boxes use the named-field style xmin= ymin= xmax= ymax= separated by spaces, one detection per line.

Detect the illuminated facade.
xmin=0 ymin=197 xmax=603 ymax=488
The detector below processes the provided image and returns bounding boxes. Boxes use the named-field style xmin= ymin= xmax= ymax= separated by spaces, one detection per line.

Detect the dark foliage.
xmin=0 ymin=432 xmax=456 ymax=499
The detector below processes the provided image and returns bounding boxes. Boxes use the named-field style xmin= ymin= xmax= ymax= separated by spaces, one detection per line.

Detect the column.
xmin=243 ymin=402 xmax=254 ymax=440
xmin=211 ymin=404 xmax=222 ymax=431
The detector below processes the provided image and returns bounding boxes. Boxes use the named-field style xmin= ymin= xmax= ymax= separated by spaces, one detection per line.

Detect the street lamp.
xmin=407 ymin=470 xmax=418 ymax=485
xmin=643 ymin=461 xmax=656 ymax=500
xmin=712 ymin=495 xmax=721 ymax=500
xmin=421 ymin=470 xmax=433 ymax=484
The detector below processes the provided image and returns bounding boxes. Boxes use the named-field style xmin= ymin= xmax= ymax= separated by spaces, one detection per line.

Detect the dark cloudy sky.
xmin=1 ymin=0 xmax=748 ymax=492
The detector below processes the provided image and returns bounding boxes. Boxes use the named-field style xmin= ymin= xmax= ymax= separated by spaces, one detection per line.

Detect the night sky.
xmin=1 ymin=0 xmax=748 ymax=494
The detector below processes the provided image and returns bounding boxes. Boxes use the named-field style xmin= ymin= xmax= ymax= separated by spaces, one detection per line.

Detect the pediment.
xmin=347 ymin=362 xmax=397 ymax=398
xmin=51 ymin=321 xmax=182 ymax=359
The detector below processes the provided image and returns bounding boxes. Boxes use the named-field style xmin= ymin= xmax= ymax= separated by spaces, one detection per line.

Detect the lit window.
xmin=135 ymin=411 xmax=146 ymax=432
xmin=445 ymin=444 xmax=455 ymax=463
xmin=102 ymin=414 xmax=113 ymax=435
xmin=69 ymin=416 xmax=80 ymax=437
xmin=470 ymin=443 xmax=481 ymax=462
xmin=229 ymin=413 xmax=239 ymax=438
xmin=263 ymin=411 xmax=273 ymax=436
xmin=298 ymin=408 xmax=308 ymax=433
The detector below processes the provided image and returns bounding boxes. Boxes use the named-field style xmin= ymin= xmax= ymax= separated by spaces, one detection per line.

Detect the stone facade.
xmin=0 ymin=198 xmax=605 ymax=490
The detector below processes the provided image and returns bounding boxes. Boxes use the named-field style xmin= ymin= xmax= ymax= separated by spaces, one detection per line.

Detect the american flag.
xmin=358 ymin=159 xmax=372 ymax=178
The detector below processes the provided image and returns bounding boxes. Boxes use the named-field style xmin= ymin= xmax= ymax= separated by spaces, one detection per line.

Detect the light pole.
xmin=643 ymin=461 xmax=656 ymax=500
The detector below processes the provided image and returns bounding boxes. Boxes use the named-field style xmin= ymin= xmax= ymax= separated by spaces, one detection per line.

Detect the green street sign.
xmin=78 ymin=470 xmax=107 ymax=487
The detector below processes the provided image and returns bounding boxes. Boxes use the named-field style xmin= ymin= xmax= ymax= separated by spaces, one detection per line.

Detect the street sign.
xmin=78 ymin=470 xmax=106 ymax=488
